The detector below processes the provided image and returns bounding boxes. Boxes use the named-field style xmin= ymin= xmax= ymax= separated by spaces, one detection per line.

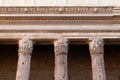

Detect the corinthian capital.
xmin=18 ymin=37 xmax=33 ymax=55
xmin=89 ymin=37 xmax=104 ymax=55
xmin=54 ymin=38 xmax=68 ymax=55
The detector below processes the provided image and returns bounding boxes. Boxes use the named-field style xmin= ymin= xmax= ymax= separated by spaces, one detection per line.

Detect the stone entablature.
xmin=0 ymin=6 xmax=119 ymax=24
xmin=0 ymin=6 xmax=119 ymax=80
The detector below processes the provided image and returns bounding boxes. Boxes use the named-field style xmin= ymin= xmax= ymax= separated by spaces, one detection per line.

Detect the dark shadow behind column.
xmin=104 ymin=45 xmax=120 ymax=80
xmin=30 ymin=45 xmax=54 ymax=80
xmin=68 ymin=45 xmax=92 ymax=80
xmin=0 ymin=45 xmax=18 ymax=80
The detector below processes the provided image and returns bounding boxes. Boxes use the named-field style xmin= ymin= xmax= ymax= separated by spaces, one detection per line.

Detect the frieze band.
xmin=0 ymin=6 xmax=113 ymax=14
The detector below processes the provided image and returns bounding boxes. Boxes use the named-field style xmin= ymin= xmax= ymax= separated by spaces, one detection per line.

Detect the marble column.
xmin=16 ymin=37 xmax=33 ymax=80
xmin=89 ymin=37 xmax=106 ymax=80
xmin=54 ymin=38 xmax=68 ymax=80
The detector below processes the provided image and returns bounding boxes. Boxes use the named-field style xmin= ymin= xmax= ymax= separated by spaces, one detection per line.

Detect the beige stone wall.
xmin=0 ymin=0 xmax=24 ymax=6
xmin=0 ymin=0 xmax=119 ymax=6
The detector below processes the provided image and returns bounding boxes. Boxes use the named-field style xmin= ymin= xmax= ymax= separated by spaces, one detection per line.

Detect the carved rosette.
xmin=54 ymin=38 xmax=68 ymax=55
xmin=18 ymin=37 xmax=33 ymax=55
xmin=89 ymin=37 xmax=104 ymax=56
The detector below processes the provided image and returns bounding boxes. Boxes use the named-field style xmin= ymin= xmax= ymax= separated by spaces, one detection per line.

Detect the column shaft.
xmin=16 ymin=37 xmax=33 ymax=80
xmin=89 ymin=37 xmax=106 ymax=80
xmin=54 ymin=38 xmax=68 ymax=80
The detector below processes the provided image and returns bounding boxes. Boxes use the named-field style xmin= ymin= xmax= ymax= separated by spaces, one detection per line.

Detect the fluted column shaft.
xmin=89 ymin=37 xmax=106 ymax=80
xmin=16 ymin=37 xmax=33 ymax=80
xmin=54 ymin=38 xmax=68 ymax=80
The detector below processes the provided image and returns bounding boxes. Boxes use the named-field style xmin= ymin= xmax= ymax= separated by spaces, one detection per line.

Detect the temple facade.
xmin=0 ymin=0 xmax=119 ymax=80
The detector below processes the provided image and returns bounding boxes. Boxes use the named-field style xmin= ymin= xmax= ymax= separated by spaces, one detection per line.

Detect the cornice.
xmin=0 ymin=6 xmax=119 ymax=24
xmin=0 ymin=6 xmax=113 ymax=14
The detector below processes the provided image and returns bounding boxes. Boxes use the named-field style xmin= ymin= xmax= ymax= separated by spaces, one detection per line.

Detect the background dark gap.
xmin=104 ymin=45 xmax=120 ymax=80
xmin=0 ymin=45 xmax=18 ymax=80
xmin=0 ymin=44 xmax=119 ymax=80
xmin=30 ymin=45 xmax=54 ymax=80
xmin=68 ymin=45 xmax=92 ymax=80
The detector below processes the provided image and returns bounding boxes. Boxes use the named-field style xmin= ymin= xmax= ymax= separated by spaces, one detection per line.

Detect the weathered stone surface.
xmin=0 ymin=45 xmax=119 ymax=80
xmin=54 ymin=38 xmax=68 ymax=80
xmin=89 ymin=37 xmax=106 ymax=80
xmin=0 ymin=0 xmax=119 ymax=6
xmin=16 ymin=37 xmax=33 ymax=80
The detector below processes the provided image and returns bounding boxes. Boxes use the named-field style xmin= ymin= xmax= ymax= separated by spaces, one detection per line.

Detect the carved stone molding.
xmin=0 ymin=6 xmax=113 ymax=14
xmin=0 ymin=6 xmax=119 ymax=24
xmin=0 ymin=16 xmax=119 ymax=24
